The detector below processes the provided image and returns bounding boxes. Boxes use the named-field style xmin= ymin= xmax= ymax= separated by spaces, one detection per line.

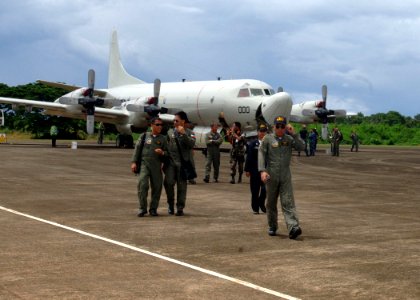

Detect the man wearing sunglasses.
xmin=258 ymin=116 xmax=305 ymax=239
xmin=131 ymin=117 xmax=168 ymax=217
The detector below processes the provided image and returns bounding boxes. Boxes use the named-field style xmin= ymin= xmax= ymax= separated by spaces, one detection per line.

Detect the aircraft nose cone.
xmin=261 ymin=92 xmax=293 ymax=126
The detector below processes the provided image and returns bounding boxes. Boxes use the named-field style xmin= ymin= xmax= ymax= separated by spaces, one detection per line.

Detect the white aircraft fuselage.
xmin=0 ymin=30 xmax=294 ymax=146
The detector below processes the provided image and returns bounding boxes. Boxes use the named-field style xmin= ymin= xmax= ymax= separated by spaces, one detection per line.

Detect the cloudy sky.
xmin=1 ymin=0 xmax=419 ymax=117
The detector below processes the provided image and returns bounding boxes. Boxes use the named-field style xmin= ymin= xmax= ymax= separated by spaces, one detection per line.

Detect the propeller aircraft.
xmin=0 ymin=30 xmax=348 ymax=146
xmin=290 ymin=85 xmax=347 ymax=139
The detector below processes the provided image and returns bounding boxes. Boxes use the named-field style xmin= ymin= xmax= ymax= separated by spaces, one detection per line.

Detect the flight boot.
xmin=237 ymin=173 xmax=242 ymax=183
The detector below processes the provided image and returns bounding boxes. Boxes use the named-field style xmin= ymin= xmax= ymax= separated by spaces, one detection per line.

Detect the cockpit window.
xmin=264 ymin=89 xmax=271 ymax=95
xmin=250 ymin=88 xmax=264 ymax=96
xmin=238 ymin=88 xmax=250 ymax=97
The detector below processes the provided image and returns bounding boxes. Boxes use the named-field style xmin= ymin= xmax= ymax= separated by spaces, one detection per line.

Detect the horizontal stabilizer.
xmin=38 ymin=80 xmax=108 ymax=98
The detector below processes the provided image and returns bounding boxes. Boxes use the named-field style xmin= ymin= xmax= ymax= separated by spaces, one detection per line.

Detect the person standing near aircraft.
xmin=308 ymin=128 xmax=318 ymax=156
xmin=131 ymin=117 xmax=168 ymax=217
xmin=227 ymin=122 xmax=246 ymax=184
xmin=164 ymin=111 xmax=196 ymax=216
xmin=245 ymin=124 xmax=267 ymax=214
xmin=50 ymin=124 xmax=58 ymax=147
xmin=259 ymin=116 xmax=305 ymax=239
xmin=350 ymin=130 xmax=359 ymax=152
xmin=203 ymin=122 xmax=223 ymax=183
xmin=298 ymin=125 xmax=309 ymax=156
xmin=97 ymin=122 xmax=105 ymax=144
xmin=331 ymin=126 xmax=343 ymax=156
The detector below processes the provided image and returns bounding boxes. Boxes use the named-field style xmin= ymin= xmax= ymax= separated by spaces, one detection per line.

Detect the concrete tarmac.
xmin=1 ymin=140 xmax=419 ymax=299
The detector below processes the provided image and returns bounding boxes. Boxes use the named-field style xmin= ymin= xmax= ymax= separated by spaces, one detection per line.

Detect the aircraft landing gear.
xmin=116 ymin=134 xmax=134 ymax=148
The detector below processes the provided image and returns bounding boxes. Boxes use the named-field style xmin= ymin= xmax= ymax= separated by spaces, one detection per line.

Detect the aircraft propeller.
xmin=58 ymin=69 xmax=125 ymax=134
xmin=126 ymin=78 xmax=173 ymax=117
xmin=300 ymin=85 xmax=347 ymax=139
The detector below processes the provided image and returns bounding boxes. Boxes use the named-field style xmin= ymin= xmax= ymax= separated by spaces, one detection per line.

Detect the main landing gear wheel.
xmin=116 ymin=134 xmax=134 ymax=148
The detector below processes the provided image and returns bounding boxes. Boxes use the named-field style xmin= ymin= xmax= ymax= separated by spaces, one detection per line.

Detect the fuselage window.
xmin=250 ymin=88 xmax=264 ymax=96
xmin=238 ymin=88 xmax=250 ymax=97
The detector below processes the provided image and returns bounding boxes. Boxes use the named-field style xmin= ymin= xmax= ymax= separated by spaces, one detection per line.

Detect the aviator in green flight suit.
xmin=203 ymin=123 xmax=223 ymax=182
xmin=258 ymin=116 xmax=305 ymax=239
xmin=131 ymin=118 xmax=168 ymax=217
xmin=163 ymin=112 xmax=196 ymax=216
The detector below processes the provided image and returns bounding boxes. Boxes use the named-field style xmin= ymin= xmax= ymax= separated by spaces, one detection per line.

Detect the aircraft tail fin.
xmin=108 ymin=30 xmax=146 ymax=88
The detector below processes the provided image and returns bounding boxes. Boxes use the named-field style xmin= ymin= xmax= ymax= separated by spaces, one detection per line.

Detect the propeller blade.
xmin=321 ymin=123 xmax=328 ymax=140
xmin=322 ymin=85 xmax=327 ymax=108
xmin=333 ymin=109 xmax=347 ymax=117
xmin=88 ymin=69 xmax=95 ymax=91
xmin=86 ymin=114 xmax=95 ymax=135
xmin=154 ymin=78 xmax=161 ymax=103
xmin=59 ymin=97 xmax=79 ymax=105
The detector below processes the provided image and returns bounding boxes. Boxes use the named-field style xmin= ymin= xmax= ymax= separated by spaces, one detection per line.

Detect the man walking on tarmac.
xmin=258 ymin=116 xmax=305 ymax=239
xmin=164 ymin=111 xmax=196 ymax=216
xmin=227 ymin=122 xmax=246 ymax=184
xmin=203 ymin=122 xmax=223 ymax=183
xmin=245 ymin=124 xmax=267 ymax=214
xmin=131 ymin=117 xmax=168 ymax=217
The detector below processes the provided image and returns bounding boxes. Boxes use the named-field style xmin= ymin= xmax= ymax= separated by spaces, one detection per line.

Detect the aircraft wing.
xmin=0 ymin=97 xmax=65 ymax=110
xmin=0 ymin=96 xmax=129 ymax=124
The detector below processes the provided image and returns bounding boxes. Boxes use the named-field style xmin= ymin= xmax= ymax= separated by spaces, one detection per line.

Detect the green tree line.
xmin=1 ymin=82 xmax=419 ymax=145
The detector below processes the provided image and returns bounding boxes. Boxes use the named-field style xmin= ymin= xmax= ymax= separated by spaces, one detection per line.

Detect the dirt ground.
xmin=1 ymin=139 xmax=419 ymax=299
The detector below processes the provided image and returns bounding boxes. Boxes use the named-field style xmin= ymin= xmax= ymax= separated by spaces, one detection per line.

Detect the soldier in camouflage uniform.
xmin=203 ymin=122 xmax=223 ymax=183
xmin=258 ymin=116 xmax=305 ymax=239
xmin=131 ymin=117 xmax=168 ymax=217
xmin=164 ymin=111 xmax=196 ymax=216
xmin=227 ymin=122 xmax=246 ymax=184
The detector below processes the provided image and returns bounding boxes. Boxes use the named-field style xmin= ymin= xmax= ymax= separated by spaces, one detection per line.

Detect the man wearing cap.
xmin=245 ymin=124 xmax=267 ymax=214
xmin=258 ymin=116 xmax=305 ymax=239
xmin=164 ymin=111 xmax=196 ymax=216
xmin=227 ymin=122 xmax=246 ymax=184
xmin=131 ymin=117 xmax=168 ymax=217
xmin=203 ymin=122 xmax=223 ymax=183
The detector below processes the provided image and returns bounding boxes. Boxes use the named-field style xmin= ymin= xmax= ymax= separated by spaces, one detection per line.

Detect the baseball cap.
xmin=258 ymin=124 xmax=268 ymax=132
xmin=273 ymin=116 xmax=287 ymax=125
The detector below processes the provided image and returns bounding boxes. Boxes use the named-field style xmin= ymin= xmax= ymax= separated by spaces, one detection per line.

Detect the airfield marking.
xmin=0 ymin=205 xmax=300 ymax=300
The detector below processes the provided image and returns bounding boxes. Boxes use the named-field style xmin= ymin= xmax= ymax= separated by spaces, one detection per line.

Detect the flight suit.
xmin=132 ymin=132 xmax=168 ymax=212
xmin=164 ymin=128 xmax=196 ymax=212
xmin=258 ymin=133 xmax=304 ymax=233
xmin=204 ymin=130 xmax=223 ymax=181
xmin=331 ymin=130 xmax=343 ymax=156
xmin=229 ymin=131 xmax=246 ymax=183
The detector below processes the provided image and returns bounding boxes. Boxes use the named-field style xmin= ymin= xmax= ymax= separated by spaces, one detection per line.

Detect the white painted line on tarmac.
xmin=1 ymin=205 xmax=300 ymax=300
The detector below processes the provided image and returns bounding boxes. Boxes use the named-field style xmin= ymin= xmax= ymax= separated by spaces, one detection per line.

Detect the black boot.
xmin=237 ymin=174 xmax=242 ymax=183
xmin=230 ymin=176 xmax=235 ymax=184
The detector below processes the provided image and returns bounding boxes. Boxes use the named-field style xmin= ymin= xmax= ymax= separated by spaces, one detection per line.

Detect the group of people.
xmin=131 ymin=113 xmax=305 ymax=240
xmin=298 ymin=125 xmax=360 ymax=157
xmin=131 ymin=111 xmax=195 ymax=217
